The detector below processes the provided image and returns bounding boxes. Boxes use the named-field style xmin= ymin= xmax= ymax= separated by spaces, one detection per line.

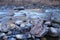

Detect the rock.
xmin=16 ymin=34 xmax=31 ymax=39
xmin=52 ymin=12 xmax=60 ymax=23
xmin=45 ymin=9 xmax=60 ymax=13
xmin=0 ymin=23 xmax=10 ymax=32
xmin=0 ymin=11 xmax=14 ymax=17
xmin=45 ymin=9 xmax=60 ymax=23
xmin=7 ymin=37 xmax=16 ymax=40
xmin=7 ymin=31 xmax=12 ymax=35
xmin=14 ymin=10 xmax=51 ymax=21
xmin=44 ymin=21 xmax=51 ymax=25
xmin=14 ymin=6 xmax=24 ymax=11
xmin=30 ymin=20 xmax=49 ymax=37
xmin=49 ymin=27 xmax=58 ymax=36
xmin=0 ymin=33 xmax=6 ymax=37
xmin=15 ymin=20 xmax=22 ymax=25
xmin=38 ymin=13 xmax=51 ymax=21
xmin=26 ymin=22 xmax=32 ymax=28
xmin=52 ymin=23 xmax=60 ymax=28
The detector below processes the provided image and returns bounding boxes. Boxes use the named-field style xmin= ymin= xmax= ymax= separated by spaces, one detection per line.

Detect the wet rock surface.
xmin=0 ymin=8 xmax=60 ymax=40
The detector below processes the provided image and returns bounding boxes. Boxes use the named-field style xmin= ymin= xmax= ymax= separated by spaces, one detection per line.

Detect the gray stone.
xmin=51 ymin=12 xmax=60 ymax=22
xmin=16 ymin=34 xmax=31 ymax=39
xmin=0 ymin=33 xmax=6 ymax=37
xmin=7 ymin=37 xmax=16 ymax=40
